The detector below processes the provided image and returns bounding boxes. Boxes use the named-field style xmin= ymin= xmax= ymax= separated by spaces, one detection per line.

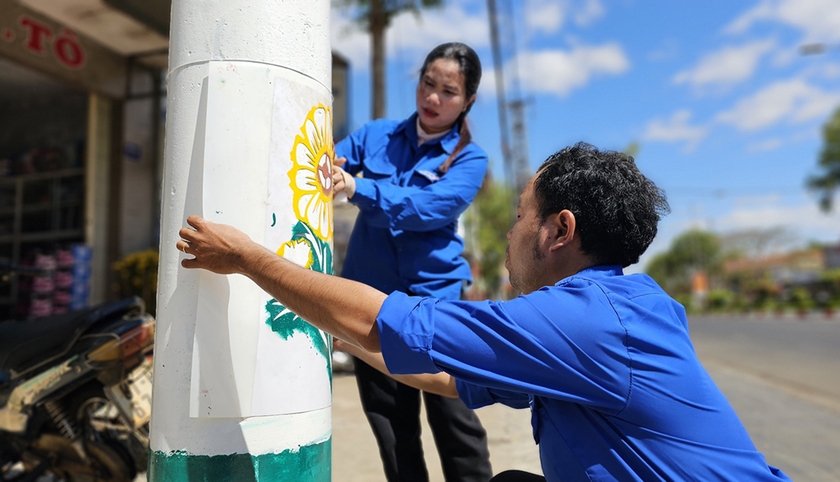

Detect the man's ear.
xmin=547 ymin=210 xmax=576 ymax=253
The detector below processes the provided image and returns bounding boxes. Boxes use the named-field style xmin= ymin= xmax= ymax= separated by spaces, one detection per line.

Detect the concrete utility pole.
xmin=487 ymin=0 xmax=531 ymax=195
xmin=508 ymin=97 xmax=531 ymax=195
xmin=151 ymin=1 xmax=334 ymax=480
xmin=487 ymin=0 xmax=511 ymax=176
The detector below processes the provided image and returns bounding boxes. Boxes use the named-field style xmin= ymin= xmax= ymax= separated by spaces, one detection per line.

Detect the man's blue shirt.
xmin=334 ymin=113 xmax=488 ymax=299
xmin=377 ymin=265 xmax=791 ymax=481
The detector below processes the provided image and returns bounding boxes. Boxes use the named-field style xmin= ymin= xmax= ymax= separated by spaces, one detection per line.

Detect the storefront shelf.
xmin=0 ymin=230 xmax=84 ymax=244
xmin=19 ymin=201 xmax=83 ymax=214
xmin=0 ymin=168 xmax=84 ymax=185
xmin=0 ymin=168 xmax=85 ymax=318
xmin=21 ymin=230 xmax=85 ymax=242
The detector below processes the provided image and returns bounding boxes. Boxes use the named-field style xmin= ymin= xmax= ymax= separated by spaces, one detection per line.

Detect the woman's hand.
xmin=332 ymin=157 xmax=356 ymax=199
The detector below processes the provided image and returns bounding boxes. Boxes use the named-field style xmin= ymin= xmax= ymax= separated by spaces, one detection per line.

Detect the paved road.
xmin=690 ymin=314 xmax=840 ymax=412
xmin=689 ymin=315 xmax=840 ymax=481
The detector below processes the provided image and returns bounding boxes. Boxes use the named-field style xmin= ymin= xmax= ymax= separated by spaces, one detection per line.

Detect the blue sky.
xmin=330 ymin=0 xmax=840 ymax=270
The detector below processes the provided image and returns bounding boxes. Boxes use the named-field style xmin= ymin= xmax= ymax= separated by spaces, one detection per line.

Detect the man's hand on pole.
xmin=178 ymin=215 xmax=259 ymax=275
xmin=176 ymin=215 xmax=387 ymax=352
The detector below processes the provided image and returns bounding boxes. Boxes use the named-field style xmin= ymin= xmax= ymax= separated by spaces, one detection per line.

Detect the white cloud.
xmin=673 ymin=39 xmax=776 ymax=88
xmin=647 ymin=38 xmax=680 ymax=62
xmin=574 ymin=0 xmax=605 ymax=26
xmin=513 ymin=43 xmax=630 ymax=97
xmin=715 ymin=78 xmax=840 ymax=131
xmin=477 ymin=70 xmax=499 ymax=101
xmin=330 ymin=9 xmax=371 ymax=71
xmin=802 ymin=61 xmax=840 ymax=81
xmin=718 ymin=198 xmax=840 ymax=243
xmin=525 ymin=0 xmax=565 ymax=34
xmin=770 ymin=46 xmax=798 ymax=68
xmin=330 ymin=4 xmax=490 ymax=76
xmin=726 ymin=0 xmax=840 ymax=43
xmin=746 ymin=138 xmax=784 ymax=153
xmin=523 ymin=0 xmax=605 ymax=33
xmin=822 ymin=63 xmax=840 ymax=80
xmin=643 ymin=110 xmax=708 ymax=151
xmin=387 ymin=5 xmax=490 ymax=54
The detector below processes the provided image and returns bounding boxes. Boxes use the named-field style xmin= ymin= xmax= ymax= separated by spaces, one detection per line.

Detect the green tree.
xmin=706 ymin=289 xmax=734 ymax=312
xmin=789 ymin=287 xmax=814 ymax=313
xmin=808 ymin=105 xmax=840 ymax=211
xmin=819 ymin=268 xmax=840 ymax=309
xmin=645 ymin=229 xmax=722 ymax=297
xmin=747 ymin=275 xmax=779 ymax=311
xmin=334 ymin=0 xmax=444 ymax=119
xmin=464 ymin=174 xmax=515 ymax=299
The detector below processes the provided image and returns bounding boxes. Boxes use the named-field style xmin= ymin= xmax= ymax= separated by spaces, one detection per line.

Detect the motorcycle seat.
xmin=0 ymin=297 xmax=141 ymax=376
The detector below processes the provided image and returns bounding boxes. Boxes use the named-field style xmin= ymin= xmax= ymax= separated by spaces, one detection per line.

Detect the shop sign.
xmin=15 ymin=16 xmax=86 ymax=69
xmin=0 ymin=2 xmax=127 ymax=98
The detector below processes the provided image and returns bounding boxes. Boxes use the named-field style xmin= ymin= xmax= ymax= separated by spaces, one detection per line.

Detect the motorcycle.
xmin=0 ymin=285 xmax=154 ymax=482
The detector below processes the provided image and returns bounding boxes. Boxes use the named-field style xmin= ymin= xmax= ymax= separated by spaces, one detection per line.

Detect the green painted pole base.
xmin=148 ymin=439 xmax=331 ymax=481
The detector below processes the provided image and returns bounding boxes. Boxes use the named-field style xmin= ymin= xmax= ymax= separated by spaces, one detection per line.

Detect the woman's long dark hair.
xmin=419 ymin=42 xmax=482 ymax=173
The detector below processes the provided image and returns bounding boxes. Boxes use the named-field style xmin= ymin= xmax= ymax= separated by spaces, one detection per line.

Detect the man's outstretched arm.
xmin=178 ymin=215 xmax=386 ymax=352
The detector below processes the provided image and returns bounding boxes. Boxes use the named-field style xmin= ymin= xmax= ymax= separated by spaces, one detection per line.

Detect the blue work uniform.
xmin=335 ymin=113 xmax=488 ymax=299
xmin=335 ymin=113 xmax=493 ymax=482
xmin=377 ymin=265 xmax=792 ymax=482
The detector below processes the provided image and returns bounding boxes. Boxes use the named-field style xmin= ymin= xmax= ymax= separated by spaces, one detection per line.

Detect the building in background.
xmin=0 ymin=0 xmax=167 ymax=318
xmin=824 ymin=244 xmax=840 ymax=271
xmin=723 ymin=248 xmax=825 ymax=288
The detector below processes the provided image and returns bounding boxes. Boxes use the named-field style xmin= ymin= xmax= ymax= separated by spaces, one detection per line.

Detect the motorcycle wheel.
xmin=25 ymin=434 xmax=133 ymax=482
xmin=40 ymin=383 xmax=139 ymax=482
xmin=73 ymin=396 xmax=137 ymax=482
xmin=47 ymin=440 xmax=134 ymax=482
xmin=74 ymin=441 xmax=133 ymax=482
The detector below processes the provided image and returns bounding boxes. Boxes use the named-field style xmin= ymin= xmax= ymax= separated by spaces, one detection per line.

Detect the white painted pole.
xmin=150 ymin=1 xmax=334 ymax=480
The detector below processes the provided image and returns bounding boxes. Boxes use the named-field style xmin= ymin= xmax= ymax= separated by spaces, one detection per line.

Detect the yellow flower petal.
xmin=278 ymin=238 xmax=314 ymax=268
xmin=289 ymin=104 xmax=334 ymax=241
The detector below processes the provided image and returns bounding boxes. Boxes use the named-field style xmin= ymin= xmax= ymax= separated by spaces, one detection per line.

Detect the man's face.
xmin=506 ymin=175 xmax=547 ymax=294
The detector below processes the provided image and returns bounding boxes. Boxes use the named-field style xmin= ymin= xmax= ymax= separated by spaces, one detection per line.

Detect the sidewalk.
xmin=332 ymin=373 xmax=542 ymax=481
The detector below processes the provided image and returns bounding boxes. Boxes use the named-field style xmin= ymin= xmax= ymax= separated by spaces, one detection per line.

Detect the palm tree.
xmin=334 ymin=0 xmax=444 ymax=119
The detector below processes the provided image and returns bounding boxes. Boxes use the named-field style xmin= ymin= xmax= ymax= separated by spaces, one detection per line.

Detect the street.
xmin=689 ymin=314 xmax=840 ymax=481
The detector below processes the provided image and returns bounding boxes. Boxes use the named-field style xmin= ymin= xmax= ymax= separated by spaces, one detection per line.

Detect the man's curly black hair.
xmin=534 ymin=142 xmax=670 ymax=268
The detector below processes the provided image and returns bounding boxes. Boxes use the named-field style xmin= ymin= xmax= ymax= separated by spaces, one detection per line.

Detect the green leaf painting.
xmin=265 ymin=220 xmax=334 ymax=375
xmin=265 ymin=298 xmax=332 ymax=375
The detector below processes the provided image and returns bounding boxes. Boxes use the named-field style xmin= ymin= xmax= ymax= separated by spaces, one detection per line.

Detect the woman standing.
xmin=332 ymin=42 xmax=492 ymax=482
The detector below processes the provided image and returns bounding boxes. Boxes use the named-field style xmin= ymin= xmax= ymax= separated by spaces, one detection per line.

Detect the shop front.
xmin=0 ymin=0 xmax=167 ymax=319
xmin=1 ymin=0 xmax=349 ymax=321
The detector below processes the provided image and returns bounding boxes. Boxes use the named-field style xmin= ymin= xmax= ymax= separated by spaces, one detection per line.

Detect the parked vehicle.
xmin=0 ymin=292 xmax=154 ymax=482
